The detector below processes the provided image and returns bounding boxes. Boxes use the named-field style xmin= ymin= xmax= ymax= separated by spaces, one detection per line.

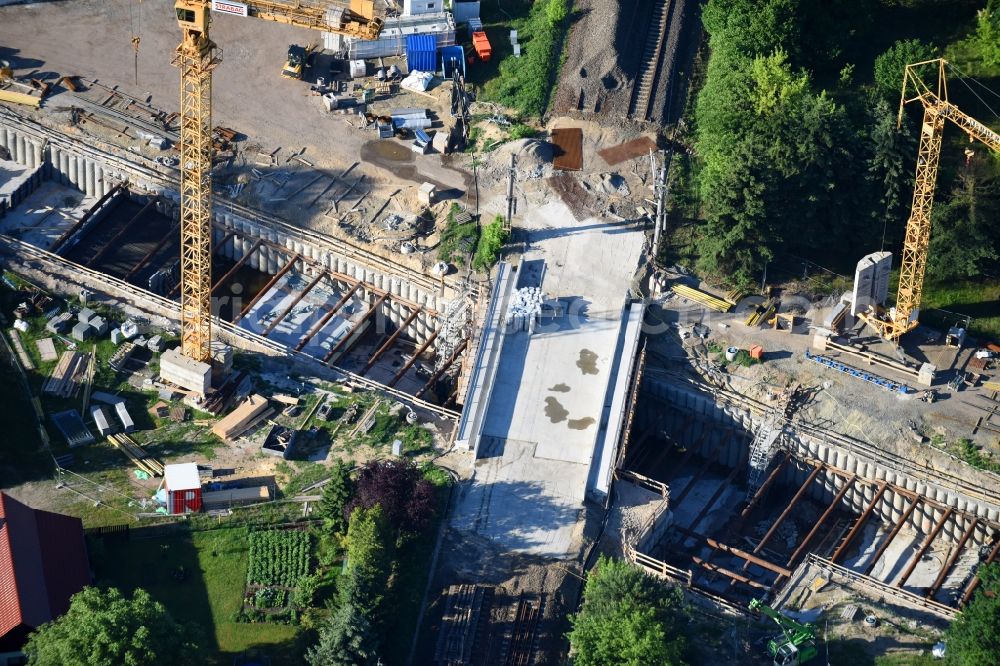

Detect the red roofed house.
xmin=0 ymin=492 xmax=91 ymax=661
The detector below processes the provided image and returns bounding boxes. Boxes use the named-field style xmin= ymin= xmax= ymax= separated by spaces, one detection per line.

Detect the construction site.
xmin=1 ymin=0 xmax=1000 ymax=665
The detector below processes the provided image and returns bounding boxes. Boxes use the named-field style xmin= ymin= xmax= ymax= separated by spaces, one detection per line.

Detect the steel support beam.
xmin=170 ymin=231 xmax=247 ymax=298
xmin=323 ymin=292 xmax=389 ymax=364
xmin=295 ymin=282 xmax=361 ymax=352
xmin=85 ymin=198 xmax=158 ymax=267
xmin=697 ymin=534 xmax=792 ymax=577
xmin=741 ymin=452 xmax=790 ymax=518
xmin=961 ymin=538 xmax=1000 ymax=606
xmin=865 ymin=497 xmax=920 ymax=576
xmin=261 ymin=270 xmax=326 ymax=337
xmin=897 ymin=507 xmax=954 ymax=588
xmin=209 ymin=238 xmax=262 ymax=295
xmin=640 ymin=416 xmax=692 ymax=471
xmin=233 ymin=253 xmax=299 ymax=324
xmin=415 ymin=340 xmax=468 ymax=399
xmin=388 ymin=329 xmax=439 ymax=388
xmin=832 ymin=482 xmax=887 ymax=563
xmin=787 ymin=475 xmax=856 ymax=568
xmin=750 ymin=463 xmax=823 ymax=558
xmin=691 ymin=556 xmax=769 ymax=590
xmin=670 ymin=433 xmax=731 ymax=509
xmin=927 ymin=518 xmax=978 ymax=599
xmin=362 ymin=306 xmax=422 ymax=374
xmin=687 ymin=455 xmax=747 ymax=533
xmin=124 ymin=222 xmax=183 ymax=280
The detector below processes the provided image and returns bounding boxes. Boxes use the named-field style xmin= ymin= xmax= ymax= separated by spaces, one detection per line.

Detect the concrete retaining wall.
xmin=0 ymin=116 xmax=445 ymax=347
xmin=638 ymin=377 xmax=1000 ymax=544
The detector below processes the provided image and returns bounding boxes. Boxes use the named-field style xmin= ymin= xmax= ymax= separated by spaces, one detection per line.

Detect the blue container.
xmin=440 ymin=45 xmax=466 ymax=79
xmin=406 ymin=34 xmax=438 ymax=73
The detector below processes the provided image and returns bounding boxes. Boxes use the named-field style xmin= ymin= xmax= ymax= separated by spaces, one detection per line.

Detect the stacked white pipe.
xmin=505 ymin=287 xmax=544 ymax=334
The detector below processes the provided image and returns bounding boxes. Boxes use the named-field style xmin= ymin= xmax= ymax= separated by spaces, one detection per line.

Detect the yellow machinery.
xmin=862 ymin=59 xmax=1000 ymax=342
xmin=172 ymin=0 xmax=382 ymax=363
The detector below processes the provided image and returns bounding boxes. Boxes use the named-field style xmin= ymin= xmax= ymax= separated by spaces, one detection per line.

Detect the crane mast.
xmin=171 ymin=0 xmax=382 ymax=364
xmin=863 ymin=59 xmax=1000 ymax=341
xmin=174 ymin=2 xmax=219 ymax=363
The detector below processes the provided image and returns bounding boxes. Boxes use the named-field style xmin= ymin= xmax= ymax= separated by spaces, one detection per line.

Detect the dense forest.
xmin=670 ymin=0 xmax=1000 ymax=316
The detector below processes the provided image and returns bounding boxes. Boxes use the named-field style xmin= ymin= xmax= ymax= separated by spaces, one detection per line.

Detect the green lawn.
xmin=90 ymin=526 xmax=304 ymax=665
xmin=916 ymin=278 xmax=1000 ymax=342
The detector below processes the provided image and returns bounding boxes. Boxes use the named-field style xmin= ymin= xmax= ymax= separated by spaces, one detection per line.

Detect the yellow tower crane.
xmin=172 ymin=0 xmax=383 ymax=363
xmin=862 ymin=58 xmax=1000 ymax=342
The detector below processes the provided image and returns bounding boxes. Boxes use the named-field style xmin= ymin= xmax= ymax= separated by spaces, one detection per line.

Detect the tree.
xmin=473 ymin=216 xmax=509 ymax=271
xmin=873 ymin=39 xmax=935 ymax=100
xmin=568 ymin=557 xmax=689 ymax=666
xmin=975 ymin=1 xmax=1000 ymax=67
xmin=305 ymin=602 xmax=378 ymax=666
xmin=24 ymin=587 xmax=198 ymax=666
xmin=866 ymin=97 xmax=915 ymax=251
xmin=546 ymin=0 xmax=568 ymax=26
xmin=695 ymin=47 xmax=855 ymax=285
xmin=927 ymin=160 xmax=1000 ymax=281
xmin=945 ymin=563 xmax=1000 ymax=666
xmin=317 ymin=460 xmax=354 ymax=534
xmin=304 ymin=506 xmax=393 ymax=665
xmin=346 ymin=459 xmax=438 ymax=533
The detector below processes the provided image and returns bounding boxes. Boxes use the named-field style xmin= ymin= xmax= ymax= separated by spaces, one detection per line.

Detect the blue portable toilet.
xmin=406 ymin=34 xmax=438 ymax=73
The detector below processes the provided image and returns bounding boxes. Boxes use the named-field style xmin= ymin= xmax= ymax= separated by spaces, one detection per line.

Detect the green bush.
xmin=482 ymin=0 xmax=570 ymax=116
xmin=473 ymin=216 xmax=509 ymax=271
xmin=438 ymin=204 xmax=479 ymax=266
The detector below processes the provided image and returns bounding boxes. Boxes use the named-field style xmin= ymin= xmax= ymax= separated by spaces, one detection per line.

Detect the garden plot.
xmin=240 ymin=529 xmax=313 ymax=623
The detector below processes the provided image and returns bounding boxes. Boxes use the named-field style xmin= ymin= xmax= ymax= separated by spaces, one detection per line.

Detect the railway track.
xmin=629 ymin=0 xmax=674 ymax=121
xmin=503 ymin=594 xmax=543 ymax=666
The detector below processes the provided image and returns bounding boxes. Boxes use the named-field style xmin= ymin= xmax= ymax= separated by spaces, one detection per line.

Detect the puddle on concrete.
xmin=577 ymin=349 xmax=599 ymax=375
xmin=544 ymin=397 xmax=569 ymax=423
xmin=360 ymin=140 xmax=415 ymax=163
xmin=567 ymin=417 xmax=596 ymax=430
xmin=548 ymin=383 xmax=571 ymax=393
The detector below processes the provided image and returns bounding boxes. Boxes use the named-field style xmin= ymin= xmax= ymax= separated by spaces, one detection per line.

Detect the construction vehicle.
xmin=748 ymin=599 xmax=818 ymax=666
xmin=281 ymin=43 xmax=313 ymax=79
xmin=860 ymin=59 xmax=1000 ymax=342
xmin=171 ymin=0 xmax=383 ymax=364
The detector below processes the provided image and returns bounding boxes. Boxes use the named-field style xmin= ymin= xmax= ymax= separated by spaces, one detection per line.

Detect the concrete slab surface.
xmin=0 ymin=181 xmax=94 ymax=249
xmin=451 ymin=199 xmax=645 ymax=559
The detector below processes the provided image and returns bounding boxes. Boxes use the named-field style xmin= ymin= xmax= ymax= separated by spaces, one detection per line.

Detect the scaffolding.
xmin=746 ymin=409 xmax=782 ymax=499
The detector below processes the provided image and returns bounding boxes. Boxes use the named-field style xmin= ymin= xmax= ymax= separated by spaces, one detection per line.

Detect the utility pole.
xmin=652 ymin=150 xmax=667 ymax=265
xmin=505 ymin=153 xmax=516 ymax=233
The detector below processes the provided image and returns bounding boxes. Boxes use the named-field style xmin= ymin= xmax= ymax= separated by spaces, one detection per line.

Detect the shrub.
xmin=473 ymin=216 xmax=509 ymax=271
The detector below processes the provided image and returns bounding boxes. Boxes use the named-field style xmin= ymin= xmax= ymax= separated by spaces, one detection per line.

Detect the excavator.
xmin=860 ymin=58 xmax=1000 ymax=343
xmin=171 ymin=0 xmax=383 ymax=366
xmin=748 ymin=598 xmax=818 ymax=666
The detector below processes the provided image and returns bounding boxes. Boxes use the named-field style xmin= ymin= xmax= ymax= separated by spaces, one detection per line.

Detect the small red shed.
xmin=165 ymin=463 xmax=202 ymax=514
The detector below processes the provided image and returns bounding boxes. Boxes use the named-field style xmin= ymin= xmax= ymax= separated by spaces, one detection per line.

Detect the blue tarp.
xmin=406 ymin=34 xmax=438 ymax=73
xmin=440 ymin=45 xmax=465 ymax=79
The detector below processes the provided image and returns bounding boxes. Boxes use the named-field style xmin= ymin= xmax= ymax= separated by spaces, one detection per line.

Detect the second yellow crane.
xmin=172 ymin=0 xmax=383 ymax=364
xmin=862 ymin=58 xmax=1000 ymax=342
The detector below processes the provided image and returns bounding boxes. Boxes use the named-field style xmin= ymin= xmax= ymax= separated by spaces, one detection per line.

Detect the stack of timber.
xmin=107 ymin=433 xmax=164 ymax=476
xmin=6 ymin=330 xmax=34 ymax=370
xmin=43 ymin=351 xmax=88 ymax=397
xmin=724 ymin=288 xmax=746 ymax=306
xmin=671 ymin=284 xmax=732 ymax=313
xmin=211 ymin=394 xmax=272 ymax=441
xmin=745 ymin=298 xmax=777 ymax=327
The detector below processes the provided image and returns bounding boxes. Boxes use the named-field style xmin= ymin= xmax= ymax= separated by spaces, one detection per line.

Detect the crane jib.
xmin=212 ymin=0 xmax=248 ymax=16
